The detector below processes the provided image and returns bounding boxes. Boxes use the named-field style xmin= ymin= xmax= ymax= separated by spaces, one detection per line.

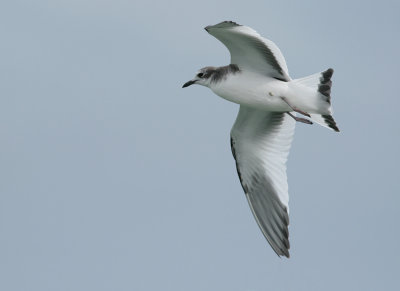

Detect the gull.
xmin=182 ymin=21 xmax=339 ymax=258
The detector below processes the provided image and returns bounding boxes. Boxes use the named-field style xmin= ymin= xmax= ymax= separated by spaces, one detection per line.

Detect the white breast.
xmin=210 ymin=71 xmax=291 ymax=111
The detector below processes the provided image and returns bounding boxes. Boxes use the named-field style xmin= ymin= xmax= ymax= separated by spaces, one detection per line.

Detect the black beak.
xmin=182 ymin=80 xmax=196 ymax=88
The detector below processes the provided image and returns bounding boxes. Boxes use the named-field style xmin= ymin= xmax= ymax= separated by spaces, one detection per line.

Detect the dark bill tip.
xmin=182 ymin=80 xmax=196 ymax=88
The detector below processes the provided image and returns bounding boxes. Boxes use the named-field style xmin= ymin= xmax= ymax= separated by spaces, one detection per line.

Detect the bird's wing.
xmin=205 ymin=21 xmax=290 ymax=81
xmin=230 ymin=106 xmax=296 ymax=257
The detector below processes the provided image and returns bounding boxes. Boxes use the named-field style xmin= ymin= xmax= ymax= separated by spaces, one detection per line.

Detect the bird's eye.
xmin=197 ymin=73 xmax=204 ymax=78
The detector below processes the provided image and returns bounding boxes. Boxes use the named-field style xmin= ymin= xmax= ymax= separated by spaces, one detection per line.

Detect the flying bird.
xmin=182 ymin=21 xmax=339 ymax=258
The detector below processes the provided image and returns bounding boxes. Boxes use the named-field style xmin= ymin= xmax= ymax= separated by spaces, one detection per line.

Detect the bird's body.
xmin=183 ymin=21 xmax=339 ymax=258
xmin=211 ymin=69 xmax=291 ymax=111
xmin=210 ymin=69 xmax=329 ymax=114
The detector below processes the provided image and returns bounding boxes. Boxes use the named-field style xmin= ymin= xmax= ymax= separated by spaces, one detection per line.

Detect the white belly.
xmin=210 ymin=71 xmax=291 ymax=111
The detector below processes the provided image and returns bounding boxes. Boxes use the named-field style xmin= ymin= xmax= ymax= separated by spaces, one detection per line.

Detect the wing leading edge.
xmin=230 ymin=106 xmax=295 ymax=257
xmin=205 ymin=21 xmax=290 ymax=81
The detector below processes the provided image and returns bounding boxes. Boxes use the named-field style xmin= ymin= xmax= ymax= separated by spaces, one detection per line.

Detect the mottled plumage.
xmin=183 ymin=21 xmax=340 ymax=258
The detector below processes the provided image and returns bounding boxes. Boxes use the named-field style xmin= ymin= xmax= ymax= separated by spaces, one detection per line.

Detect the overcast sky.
xmin=1 ymin=0 xmax=399 ymax=290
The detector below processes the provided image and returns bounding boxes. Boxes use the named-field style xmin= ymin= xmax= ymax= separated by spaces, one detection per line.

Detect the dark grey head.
xmin=182 ymin=64 xmax=240 ymax=88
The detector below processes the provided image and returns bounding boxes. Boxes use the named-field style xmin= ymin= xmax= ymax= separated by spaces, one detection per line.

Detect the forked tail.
xmin=293 ymin=68 xmax=340 ymax=132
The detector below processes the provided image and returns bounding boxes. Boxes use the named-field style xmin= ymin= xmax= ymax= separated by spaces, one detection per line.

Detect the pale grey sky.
xmin=1 ymin=0 xmax=399 ymax=290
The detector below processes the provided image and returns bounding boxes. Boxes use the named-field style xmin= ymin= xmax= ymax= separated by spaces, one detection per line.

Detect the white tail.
xmin=293 ymin=68 xmax=340 ymax=132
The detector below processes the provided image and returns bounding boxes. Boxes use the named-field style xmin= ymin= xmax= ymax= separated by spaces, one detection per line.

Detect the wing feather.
xmin=205 ymin=21 xmax=290 ymax=81
xmin=230 ymin=106 xmax=295 ymax=257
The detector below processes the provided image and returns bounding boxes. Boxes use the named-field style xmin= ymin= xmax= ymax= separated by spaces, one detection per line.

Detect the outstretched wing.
xmin=230 ymin=106 xmax=295 ymax=257
xmin=205 ymin=21 xmax=290 ymax=81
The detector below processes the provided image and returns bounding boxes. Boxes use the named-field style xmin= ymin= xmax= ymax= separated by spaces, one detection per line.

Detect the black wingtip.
xmin=204 ymin=21 xmax=241 ymax=32
xmin=222 ymin=20 xmax=240 ymax=26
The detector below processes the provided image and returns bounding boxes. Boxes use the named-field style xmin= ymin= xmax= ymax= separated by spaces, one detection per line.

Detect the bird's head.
xmin=182 ymin=67 xmax=216 ymax=88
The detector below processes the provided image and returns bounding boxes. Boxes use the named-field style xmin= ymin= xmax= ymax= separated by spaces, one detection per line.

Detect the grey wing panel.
xmin=206 ymin=21 xmax=291 ymax=81
xmin=245 ymin=174 xmax=291 ymax=257
xmin=230 ymin=107 xmax=295 ymax=258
